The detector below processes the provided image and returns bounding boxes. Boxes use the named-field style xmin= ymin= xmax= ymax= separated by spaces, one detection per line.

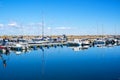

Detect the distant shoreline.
xmin=0 ymin=35 xmax=120 ymax=41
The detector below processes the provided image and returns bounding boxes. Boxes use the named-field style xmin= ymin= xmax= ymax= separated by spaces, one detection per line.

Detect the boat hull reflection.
xmin=69 ymin=45 xmax=89 ymax=51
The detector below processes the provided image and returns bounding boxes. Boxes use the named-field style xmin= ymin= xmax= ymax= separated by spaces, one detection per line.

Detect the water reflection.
xmin=0 ymin=43 xmax=119 ymax=70
xmin=0 ymin=51 xmax=10 ymax=68
xmin=13 ymin=49 xmax=31 ymax=55
xmin=69 ymin=45 xmax=89 ymax=51
xmin=96 ymin=43 xmax=118 ymax=48
xmin=41 ymin=48 xmax=45 ymax=80
xmin=68 ymin=43 xmax=120 ymax=51
xmin=0 ymin=43 xmax=120 ymax=80
xmin=0 ymin=54 xmax=6 ymax=68
xmin=13 ymin=47 xmax=45 ymax=80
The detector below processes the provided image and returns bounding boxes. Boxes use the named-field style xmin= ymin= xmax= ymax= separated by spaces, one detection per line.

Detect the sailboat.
xmin=94 ymin=24 xmax=106 ymax=46
xmin=28 ymin=14 xmax=49 ymax=44
xmin=28 ymin=38 xmax=49 ymax=44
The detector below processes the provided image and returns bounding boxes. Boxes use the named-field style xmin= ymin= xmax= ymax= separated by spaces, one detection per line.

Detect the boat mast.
xmin=42 ymin=12 xmax=44 ymax=38
xmin=114 ymin=24 xmax=116 ymax=37
xmin=21 ymin=23 xmax=24 ymax=36
xmin=102 ymin=24 xmax=104 ymax=39
xmin=97 ymin=23 xmax=98 ymax=38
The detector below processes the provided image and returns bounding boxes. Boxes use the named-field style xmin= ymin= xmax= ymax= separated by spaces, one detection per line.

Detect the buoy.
xmin=17 ymin=47 xmax=20 ymax=51
xmin=60 ymin=45 xmax=63 ymax=48
xmin=47 ymin=45 xmax=50 ymax=49
xmin=33 ymin=46 xmax=37 ymax=50
xmin=66 ymin=43 xmax=69 ymax=47
xmin=54 ymin=45 xmax=57 ymax=48
xmin=40 ymin=46 xmax=43 ymax=49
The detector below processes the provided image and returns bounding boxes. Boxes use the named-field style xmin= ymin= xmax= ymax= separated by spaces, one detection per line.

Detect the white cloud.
xmin=37 ymin=23 xmax=43 ymax=26
xmin=27 ymin=22 xmax=45 ymax=27
xmin=47 ymin=27 xmax=51 ymax=30
xmin=8 ymin=22 xmax=17 ymax=27
xmin=0 ymin=24 xmax=4 ymax=27
xmin=55 ymin=27 xmax=71 ymax=30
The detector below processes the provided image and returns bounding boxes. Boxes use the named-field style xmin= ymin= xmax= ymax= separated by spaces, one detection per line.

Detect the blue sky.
xmin=0 ymin=0 xmax=120 ymax=35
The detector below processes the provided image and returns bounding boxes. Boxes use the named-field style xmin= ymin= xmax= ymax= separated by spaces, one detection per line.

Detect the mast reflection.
xmin=41 ymin=48 xmax=45 ymax=80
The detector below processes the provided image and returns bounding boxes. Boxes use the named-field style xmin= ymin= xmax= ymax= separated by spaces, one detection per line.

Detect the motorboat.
xmin=80 ymin=39 xmax=90 ymax=46
xmin=67 ymin=39 xmax=81 ymax=46
xmin=28 ymin=38 xmax=49 ymax=44
xmin=94 ymin=38 xmax=106 ymax=44
xmin=67 ymin=39 xmax=90 ymax=46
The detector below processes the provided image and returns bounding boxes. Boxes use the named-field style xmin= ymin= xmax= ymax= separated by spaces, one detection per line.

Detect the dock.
xmin=2 ymin=42 xmax=67 ymax=51
xmin=28 ymin=42 xmax=67 ymax=48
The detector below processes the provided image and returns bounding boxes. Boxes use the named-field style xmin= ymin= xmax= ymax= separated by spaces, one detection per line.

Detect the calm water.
xmin=0 ymin=45 xmax=120 ymax=80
